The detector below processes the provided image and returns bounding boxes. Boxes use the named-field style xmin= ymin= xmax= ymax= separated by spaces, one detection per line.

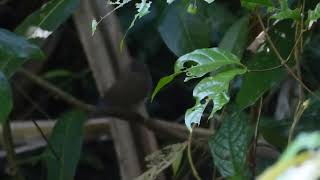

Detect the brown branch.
xmin=18 ymin=68 xmax=213 ymax=141
xmin=18 ymin=68 xmax=96 ymax=112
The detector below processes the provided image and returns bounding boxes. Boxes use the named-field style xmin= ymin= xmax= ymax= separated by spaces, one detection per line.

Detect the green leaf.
xmin=175 ymin=48 xmax=245 ymax=81
xmin=236 ymin=21 xmax=294 ymax=109
xmin=120 ymin=0 xmax=152 ymax=50
xmin=185 ymin=68 xmax=247 ymax=130
xmin=208 ymin=112 xmax=253 ymax=178
xmin=0 ymin=72 xmax=12 ymax=124
xmin=15 ymin=0 xmax=80 ymax=45
xmin=151 ymin=73 xmax=180 ymax=101
xmin=271 ymin=8 xmax=300 ymax=21
xmin=280 ymin=132 xmax=320 ymax=161
xmin=236 ymin=53 xmax=285 ymax=110
xmin=158 ymin=1 xmax=210 ymax=56
xmin=219 ymin=15 xmax=250 ymax=58
xmin=258 ymin=132 xmax=320 ymax=179
xmin=91 ymin=19 xmax=98 ymax=36
xmin=42 ymin=110 xmax=86 ymax=180
xmin=306 ymin=3 xmax=320 ymax=29
xmin=42 ymin=69 xmax=73 ymax=79
xmin=0 ymin=28 xmax=45 ymax=77
xmin=240 ymin=0 xmax=273 ymax=9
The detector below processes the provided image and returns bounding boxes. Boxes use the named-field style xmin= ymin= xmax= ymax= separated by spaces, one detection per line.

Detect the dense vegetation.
xmin=1 ymin=0 xmax=320 ymax=179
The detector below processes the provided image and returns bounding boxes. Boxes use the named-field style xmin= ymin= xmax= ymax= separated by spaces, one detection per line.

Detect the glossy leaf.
xmin=185 ymin=68 xmax=247 ymax=130
xmin=42 ymin=110 xmax=86 ymax=180
xmin=175 ymin=48 xmax=245 ymax=81
xmin=219 ymin=15 xmax=249 ymax=58
xmin=208 ymin=112 xmax=253 ymax=178
xmin=0 ymin=72 xmax=12 ymax=124
xmin=0 ymin=28 xmax=44 ymax=77
xmin=15 ymin=0 xmax=80 ymax=45
xmin=307 ymin=3 xmax=320 ymax=29
xmin=158 ymin=1 xmax=210 ymax=56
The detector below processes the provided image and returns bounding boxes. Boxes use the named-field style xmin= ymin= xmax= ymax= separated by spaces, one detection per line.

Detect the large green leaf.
xmin=236 ymin=21 xmax=294 ymax=109
xmin=219 ymin=15 xmax=250 ymax=58
xmin=0 ymin=72 xmax=12 ymax=124
xmin=42 ymin=110 xmax=86 ymax=180
xmin=0 ymin=28 xmax=44 ymax=77
xmin=175 ymin=48 xmax=245 ymax=81
xmin=15 ymin=0 xmax=80 ymax=45
xmin=208 ymin=112 xmax=253 ymax=178
xmin=236 ymin=53 xmax=285 ymax=110
xmin=185 ymin=68 xmax=246 ymax=130
xmin=152 ymin=48 xmax=246 ymax=102
xmin=158 ymin=1 xmax=210 ymax=56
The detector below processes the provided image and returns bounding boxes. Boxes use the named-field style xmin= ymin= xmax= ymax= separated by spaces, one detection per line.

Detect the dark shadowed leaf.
xmin=0 ymin=72 xmax=12 ymax=124
xmin=42 ymin=110 xmax=86 ymax=180
xmin=236 ymin=21 xmax=294 ymax=109
xmin=0 ymin=28 xmax=44 ymax=77
xmin=236 ymin=52 xmax=285 ymax=110
xmin=15 ymin=0 xmax=80 ymax=45
xmin=158 ymin=1 xmax=210 ymax=56
xmin=208 ymin=112 xmax=253 ymax=178
xmin=219 ymin=15 xmax=250 ymax=58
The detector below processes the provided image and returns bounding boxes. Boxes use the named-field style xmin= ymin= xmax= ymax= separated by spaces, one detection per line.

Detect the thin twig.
xmin=17 ymin=68 xmax=213 ymax=141
xmin=256 ymin=13 xmax=320 ymax=101
xmin=252 ymin=97 xmax=263 ymax=176
xmin=2 ymin=120 xmax=25 ymax=180
xmin=187 ymin=126 xmax=201 ymax=180
xmin=18 ymin=69 xmax=96 ymax=112
xmin=14 ymin=84 xmax=60 ymax=161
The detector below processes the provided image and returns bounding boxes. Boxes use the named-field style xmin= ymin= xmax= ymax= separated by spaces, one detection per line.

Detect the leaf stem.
xmin=187 ymin=126 xmax=201 ymax=180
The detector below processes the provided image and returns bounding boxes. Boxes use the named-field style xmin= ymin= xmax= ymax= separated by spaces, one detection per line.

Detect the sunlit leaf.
xmin=208 ymin=112 xmax=253 ymax=178
xmin=271 ymin=8 xmax=300 ymax=20
xmin=15 ymin=0 xmax=80 ymax=45
xmin=0 ymin=72 xmax=12 ymax=124
xmin=91 ymin=19 xmax=98 ymax=36
xmin=306 ymin=3 xmax=320 ymax=29
xmin=258 ymin=132 xmax=320 ymax=180
xmin=185 ymin=68 xmax=247 ymax=130
xmin=175 ymin=48 xmax=244 ymax=81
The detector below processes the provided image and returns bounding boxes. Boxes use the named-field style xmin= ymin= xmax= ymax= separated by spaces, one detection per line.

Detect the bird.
xmin=99 ymin=60 xmax=152 ymax=111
